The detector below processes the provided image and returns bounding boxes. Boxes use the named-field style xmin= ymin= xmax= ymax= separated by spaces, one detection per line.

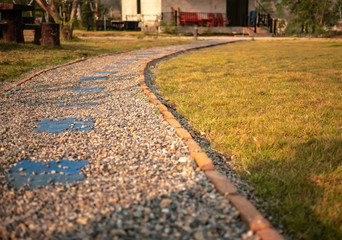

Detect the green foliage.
xmin=160 ymin=21 xmax=178 ymax=35
xmin=199 ymin=29 xmax=214 ymax=36
xmin=58 ymin=18 xmax=75 ymax=30
xmin=81 ymin=0 xmax=94 ymax=29
xmin=282 ymin=0 xmax=341 ymax=33
xmin=156 ymin=40 xmax=342 ymax=240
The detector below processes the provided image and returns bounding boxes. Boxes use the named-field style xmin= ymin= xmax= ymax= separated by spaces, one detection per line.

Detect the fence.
xmin=254 ymin=2 xmax=278 ymax=34
xmin=161 ymin=12 xmax=230 ymax=27
xmin=122 ymin=12 xmax=230 ymax=28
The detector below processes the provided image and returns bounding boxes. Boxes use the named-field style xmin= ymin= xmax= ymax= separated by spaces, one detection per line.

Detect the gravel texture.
xmin=146 ymin=47 xmax=286 ymax=237
xmin=1 ymin=40 xmax=256 ymax=239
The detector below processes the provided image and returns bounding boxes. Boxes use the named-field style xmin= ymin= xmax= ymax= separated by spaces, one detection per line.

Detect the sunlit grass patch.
xmin=0 ymin=31 xmax=192 ymax=87
xmin=156 ymin=39 xmax=342 ymax=239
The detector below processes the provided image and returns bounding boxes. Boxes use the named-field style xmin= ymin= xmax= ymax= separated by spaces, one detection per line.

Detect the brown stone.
xmin=140 ymin=84 xmax=148 ymax=89
xmin=184 ymin=139 xmax=202 ymax=153
xmin=148 ymin=92 xmax=157 ymax=99
xmin=0 ymin=225 xmax=8 ymax=236
xmin=228 ymin=195 xmax=270 ymax=232
xmin=160 ymin=198 xmax=172 ymax=208
xmin=76 ymin=217 xmax=88 ymax=225
xmin=205 ymin=170 xmax=238 ymax=195
xmin=174 ymin=128 xmax=192 ymax=140
xmin=257 ymin=228 xmax=284 ymax=240
xmin=191 ymin=152 xmax=213 ymax=169
xmin=150 ymin=98 xmax=160 ymax=105
xmin=162 ymin=111 xmax=175 ymax=119
xmin=200 ymin=163 xmax=216 ymax=171
xmin=157 ymin=104 xmax=168 ymax=112
xmin=166 ymin=118 xmax=182 ymax=128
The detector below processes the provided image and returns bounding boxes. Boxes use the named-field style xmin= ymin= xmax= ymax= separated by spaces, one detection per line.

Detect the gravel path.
xmin=1 ymin=40 xmax=256 ymax=239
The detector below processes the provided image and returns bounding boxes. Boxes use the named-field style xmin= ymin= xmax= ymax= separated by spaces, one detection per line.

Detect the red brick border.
xmin=1 ymin=41 xmax=284 ymax=240
xmin=140 ymin=41 xmax=284 ymax=240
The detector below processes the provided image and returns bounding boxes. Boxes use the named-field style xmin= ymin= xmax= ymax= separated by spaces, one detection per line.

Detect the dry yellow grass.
xmin=156 ymin=39 xmax=342 ymax=240
xmin=0 ymin=30 xmax=192 ymax=88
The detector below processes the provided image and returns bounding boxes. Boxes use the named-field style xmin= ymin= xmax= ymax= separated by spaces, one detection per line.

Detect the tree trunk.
xmin=65 ymin=0 xmax=78 ymax=39
xmin=47 ymin=0 xmax=60 ymax=22
xmin=35 ymin=0 xmax=60 ymax=23
xmin=319 ymin=0 xmax=328 ymax=25
xmin=35 ymin=0 xmax=79 ymax=40
xmin=95 ymin=0 xmax=99 ymax=20
xmin=35 ymin=0 xmax=66 ymax=39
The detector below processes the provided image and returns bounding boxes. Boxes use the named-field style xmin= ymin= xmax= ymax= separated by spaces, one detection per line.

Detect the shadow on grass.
xmin=248 ymin=137 xmax=342 ymax=240
xmin=0 ymin=41 xmax=100 ymax=84
xmin=144 ymin=54 xmax=342 ymax=240
xmin=0 ymin=39 xmax=99 ymax=54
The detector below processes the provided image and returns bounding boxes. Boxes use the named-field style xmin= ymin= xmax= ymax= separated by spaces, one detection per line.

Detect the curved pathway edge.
xmin=139 ymin=41 xmax=284 ymax=240
xmin=1 ymin=40 xmax=284 ymax=239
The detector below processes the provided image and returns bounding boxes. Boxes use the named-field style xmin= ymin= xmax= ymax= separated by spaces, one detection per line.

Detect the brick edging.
xmin=2 ymin=41 xmax=284 ymax=239
xmin=139 ymin=42 xmax=284 ymax=240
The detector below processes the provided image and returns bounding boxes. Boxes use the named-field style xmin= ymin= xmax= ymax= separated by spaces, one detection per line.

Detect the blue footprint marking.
xmin=123 ymin=59 xmax=139 ymax=61
xmin=71 ymin=87 xmax=104 ymax=93
xmin=94 ymin=71 xmax=118 ymax=75
xmin=58 ymin=102 xmax=99 ymax=108
xmin=80 ymin=76 xmax=108 ymax=81
xmin=104 ymin=66 xmax=123 ymax=69
xmin=33 ymin=117 xmax=94 ymax=133
xmin=5 ymin=159 xmax=89 ymax=189
xmin=9 ymin=159 xmax=89 ymax=175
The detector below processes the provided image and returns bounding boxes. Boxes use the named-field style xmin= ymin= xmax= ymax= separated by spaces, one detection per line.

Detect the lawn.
xmin=155 ymin=39 xmax=342 ymax=240
xmin=0 ymin=30 xmax=192 ymax=88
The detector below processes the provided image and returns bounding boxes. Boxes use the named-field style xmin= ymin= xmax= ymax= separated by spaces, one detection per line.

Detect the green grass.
xmin=0 ymin=30 xmax=192 ymax=87
xmin=73 ymin=29 xmax=168 ymax=38
xmin=155 ymin=39 xmax=342 ymax=240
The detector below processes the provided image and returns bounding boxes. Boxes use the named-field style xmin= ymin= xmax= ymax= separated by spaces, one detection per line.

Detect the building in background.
xmin=121 ymin=0 xmax=257 ymax=32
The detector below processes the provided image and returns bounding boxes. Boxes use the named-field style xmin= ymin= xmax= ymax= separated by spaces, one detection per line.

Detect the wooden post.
xmin=171 ymin=7 xmax=180 ymax=25
xmin=194 ymin=25 xmax=198 ymax=40
xmin=269 ymin=19 xmax=273 ymax=33
xmin=34 ymin=27 xmax=41 ymax=45
xmin=1 ymin=11 xmax=24 ymax=43
xmin=0 ymin=4 xmax=34 ymax=43
xmin=40 ymin=23 xmax=60 ymax=46
xmin=175 ymin=10 xmax=178 ymax=24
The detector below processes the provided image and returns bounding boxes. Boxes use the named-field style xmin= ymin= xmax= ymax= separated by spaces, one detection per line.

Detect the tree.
xmin=65 ymin=0 xmax=78 ymax=39
xmin=81 ymin=0 xmax=94 ymax=30
xmin=35 ymin=0 xmax=79 ymax=39
xmin=281 ymin=0 xmax=338 ymax=33
xmin=332 ymin=0 xmax=342 ymax=23
xmin=35 ymin=0 xmax=60 ymax=23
